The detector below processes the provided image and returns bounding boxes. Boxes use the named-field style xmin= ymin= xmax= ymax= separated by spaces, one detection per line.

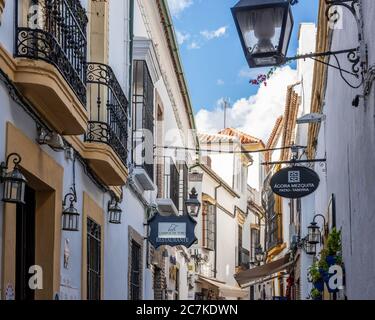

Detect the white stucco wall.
xmin=312 ymin=0 xmax=375 ymax=299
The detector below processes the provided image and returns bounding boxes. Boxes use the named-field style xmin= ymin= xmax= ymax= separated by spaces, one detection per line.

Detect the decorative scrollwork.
xmin=86 ymin=63 xmax=129 ymax=165
xmin=325 ymin=0 xmax=359 ymax=23
xmin=15 ymin=0 xmax=88 ymax=106
xmin=347 ymin=49 xmax=361 ymax=76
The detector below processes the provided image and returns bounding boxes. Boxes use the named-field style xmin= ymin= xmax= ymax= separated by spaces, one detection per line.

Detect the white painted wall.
xmin=311 ymin=0 xmax=375 ymax=299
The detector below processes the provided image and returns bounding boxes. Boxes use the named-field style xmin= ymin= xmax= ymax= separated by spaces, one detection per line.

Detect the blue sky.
xmin=168 ymin=0 xmax=319 ymax=114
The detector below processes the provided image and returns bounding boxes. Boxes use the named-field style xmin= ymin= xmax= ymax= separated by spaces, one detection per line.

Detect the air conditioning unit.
xmin=156 ymin=198 xmax=178 ymax=216
xmin=133 ymin=167 xmax=155 ymax=191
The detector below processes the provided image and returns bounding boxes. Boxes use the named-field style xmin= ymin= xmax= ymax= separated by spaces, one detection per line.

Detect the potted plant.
xmin=308 ymin=262 xmax=324 ymax=292
xmin=317 ymin=249 xmax=330 ymax=285
xmin=326 ymin=228 xmax=342 ymax=266
xmin=310 ymin=288 xmax=322 ymax=300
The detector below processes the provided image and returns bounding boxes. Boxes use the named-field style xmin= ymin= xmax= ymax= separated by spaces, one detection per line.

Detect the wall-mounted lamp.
xmin=62 ymin=154 xmax=79 ymax=231
xmin=108 ymin=195 xmax=122 ymax=225
xmin=62 ymin=191 xmax=79 ymax=232
xmin=0 ymin=153 xmax=27 ymax=205
xmin=185 ymin=187 xmax=201 ymax=217
xmin=108 ymin=188 xmax=123 ymax=224
xmin=307 ymin=214 xmax=327 ymax=245
xmin=255 ymin=244 xmax=265 ymax=263
xmin=294 ymin=236 xmax=317 ymax=255
xmin=232 ymin=0 xmax=369 ymax=91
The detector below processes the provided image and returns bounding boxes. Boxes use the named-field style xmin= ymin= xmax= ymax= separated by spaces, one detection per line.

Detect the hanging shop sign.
xmin=270 ymin=166 xmax=320 ymax=199
xmin=148 ymin=212 xmax=197 ymax=249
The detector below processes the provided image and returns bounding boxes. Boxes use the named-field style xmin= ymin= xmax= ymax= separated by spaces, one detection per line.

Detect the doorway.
xmin=15 ymin=185 xmax=36 ymax=301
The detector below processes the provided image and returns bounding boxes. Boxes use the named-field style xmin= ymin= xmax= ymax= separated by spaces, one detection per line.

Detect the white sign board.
xmin=158 ymin=222 xmax=186 ymax=239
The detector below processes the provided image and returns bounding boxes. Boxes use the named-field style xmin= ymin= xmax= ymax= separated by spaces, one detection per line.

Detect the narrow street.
xmin=0 ymin=0 xmax=374 ymax=305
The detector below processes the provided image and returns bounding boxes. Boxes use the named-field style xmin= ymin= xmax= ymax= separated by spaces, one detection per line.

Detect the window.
xmin=250 ymin=227 xmax=260 ymax=262
xmin=133 ymin=60 xmax=154 ymax=181
xmin=87 ymin=218 xmax=101 ymax=300
xmin=238 ymin=225 xmax=243 ymax=266
xmin=180 ymin=162 xmax=189 ymax=214
xmin=130 ymin=240 xmax=141 ymax=300
xmin=156 ymin=105 xmax=164 ymax=198
xmin=202 ymin=201 xmax=215 ymax=251
xmin=263 ymin=175 xmax=282 ymax=250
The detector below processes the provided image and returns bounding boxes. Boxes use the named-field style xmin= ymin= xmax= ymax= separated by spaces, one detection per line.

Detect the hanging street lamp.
xmin=0 ymin=153 xmax=27 ymax=205
xmin=185 ymin=187 xmax=201 ymax=217
xmin=307 ymin=214 xmax=327 ymax=245
xmin=62 ymin=191 xmax=80 ymax=232
xmin=304 ymin=240 xmax=317 ymax=256
xmin=231 ymin=0 xmax=370 ymax=93
xmin=231 ymin=0 xmax=294 ymax=68
xmin=307 ymin=221 xmax=321 ymax=244
xmin=108 ymin=198 xmax=122 ymax=224
xmin=255 ymin=244 xmax=265 ymax=263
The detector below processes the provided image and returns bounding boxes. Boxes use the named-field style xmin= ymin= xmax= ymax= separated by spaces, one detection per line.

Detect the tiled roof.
xmin=218 ymin=128 xmax=264 ymax=146
xmin=198 ymin=132 xmax=239 ymax=144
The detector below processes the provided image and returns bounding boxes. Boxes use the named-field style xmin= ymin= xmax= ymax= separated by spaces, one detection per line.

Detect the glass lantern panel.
xmin=281 ymin=9 xmax=293 ymax=56
xmin=236 ymin=7 xmax=285 ymax=55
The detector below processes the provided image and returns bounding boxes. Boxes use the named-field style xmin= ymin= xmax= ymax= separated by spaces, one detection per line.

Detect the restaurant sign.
xmin=270 ymin=166 xmax=320 ymax=199
xmin=148 ymin=212 xmax=197 ymax=249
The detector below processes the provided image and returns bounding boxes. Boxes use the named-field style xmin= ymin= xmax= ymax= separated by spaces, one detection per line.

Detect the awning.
xmin=197 ymin=276 xmax=249 ymax=298
xmin=234 ymin=254 xmax=292 ymax=287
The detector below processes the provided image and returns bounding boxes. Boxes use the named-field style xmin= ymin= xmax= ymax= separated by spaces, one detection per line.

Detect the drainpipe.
xmin=214 ymin=183 xmax=222 ymax=278
xmin=128 ymin=0 xmax=135 ymax=167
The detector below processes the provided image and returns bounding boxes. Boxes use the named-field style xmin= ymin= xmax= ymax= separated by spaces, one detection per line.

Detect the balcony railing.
xmin=85 ymin=62 xmax=128 ymax=164
xmin=239 ymin=247 xmax=250 ymax=269
xmin=133 ymin=60 xmax=154 ymax=181
xmin=159 ymin=157 xmax=180 ymax=211
xmin=15 ymin=0 xmax=88 ymax=105
xmin=266 ymin=213 xmax=282 ymax=251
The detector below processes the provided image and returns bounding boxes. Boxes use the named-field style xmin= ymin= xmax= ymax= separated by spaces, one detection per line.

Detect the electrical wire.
xmin=154 ymin=145 xmax=306 ymax=154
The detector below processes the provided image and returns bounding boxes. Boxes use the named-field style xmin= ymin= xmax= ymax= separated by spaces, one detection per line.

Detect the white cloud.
xmin=167 ymin=0 xmax=193 ymax=17
xmin=217 ymin=79 xmax=225 ymax=86
xmin=176 ymin=30 xmax=190 ymax=45
xmin=200 ymin=26 xmax=228 ymax=40
xmin=195 ymin=66 xmax=298 ymax=141
xmin=188 ymin=41 xmax=200 ymax=50
xmin=238 ymin=66 xmax=269 ymax=79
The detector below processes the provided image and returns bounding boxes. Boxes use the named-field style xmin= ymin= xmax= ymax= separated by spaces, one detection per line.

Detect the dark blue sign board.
xmin=148 ymin=212 xmax=197 ymax=249
xmin=270 ymin=166 xmax=320 ymax=199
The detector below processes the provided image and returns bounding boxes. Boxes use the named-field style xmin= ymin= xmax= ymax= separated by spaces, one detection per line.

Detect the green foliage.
xmin=318 ymin=248 xmax=329 ymax=271
xmin=327 ymin=228 xmax=342 ymax=255
xmin=311 ymin=288 xmax=322 ymax=300
xmin=308 ymin=262 xmax=322 ymax=283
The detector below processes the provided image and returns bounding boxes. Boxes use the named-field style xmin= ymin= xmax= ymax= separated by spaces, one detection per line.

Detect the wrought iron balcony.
xmin=132 ymin=60 xmax=155 ymax=182
xmin=156 ymin=157 xmax=180 ymax=214
xmin=239 ymin=247 xmax=250 ymax=269
xmin=85 ymin=62 xmax=128 ymax=164
xmin=15 ymin=0 xmax=88 ymax=106
xmin=266 ymin=213 xmax=283 ymax=251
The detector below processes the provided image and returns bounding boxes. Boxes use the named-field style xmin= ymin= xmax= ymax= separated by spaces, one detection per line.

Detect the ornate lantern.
xmin=62 ymin=192 xmax=80 ymax=232
xmin=0 ymin=153 xmax=27 ymax=205
xmin=185 ymin=187 xmax=201 ymax=217
xmin=307 ymin=221 xmax=321 ymax=244
xmin=231 ymin=0 xmax=294 ymax=68
xmin=108 ymin=198 xmax=122 ymax=224
xmin=305 ymin=241 xmax=317 ymax=256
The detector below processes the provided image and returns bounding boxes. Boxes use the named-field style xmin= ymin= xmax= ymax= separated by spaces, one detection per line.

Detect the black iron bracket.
xmin=261 ymin=159 xmax=327 ymax=166
xmin=284 ymin=48 xmax=361 ymax=88
xmin=288 ymin=0 xmax=370 ymax=95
